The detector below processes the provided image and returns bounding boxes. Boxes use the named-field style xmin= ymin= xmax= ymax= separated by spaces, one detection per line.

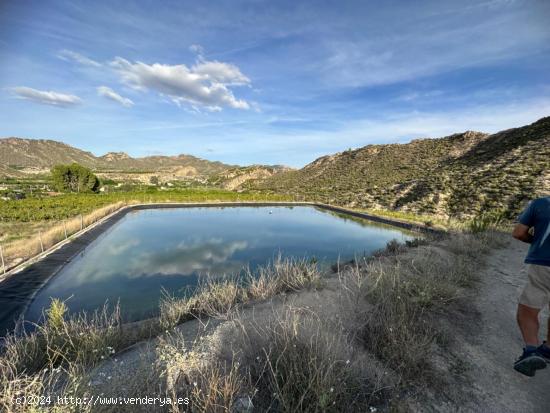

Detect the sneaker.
xmin=537 ymin=342 xmax=550 ymax=362
xmin=514 ymin=348 xmax=547 ymax=377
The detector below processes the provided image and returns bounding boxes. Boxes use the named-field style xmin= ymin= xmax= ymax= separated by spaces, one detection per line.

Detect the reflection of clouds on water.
xmin=108 ymin=239 xmax=141 ymax=256
xmin=143 ymin=239 xmax=248 ymax=276
xmin=25 ymin=207 xmax=416 ymax=325
xmin=63 ymin=238 xmax=249 ymax=286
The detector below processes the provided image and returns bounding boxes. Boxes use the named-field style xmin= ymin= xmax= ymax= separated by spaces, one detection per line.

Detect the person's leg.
xmin=516 ymin=304 xmax=541 ymax=346
xmin=517 ymin=264 xmax=550 ymax=345
xmin=514 ymin=304 xmax=546 ymax=375
xmin=514 ymin=265 xmax=548 ymax=376
xmin=517 ymin=304 xmax=541 ymax=346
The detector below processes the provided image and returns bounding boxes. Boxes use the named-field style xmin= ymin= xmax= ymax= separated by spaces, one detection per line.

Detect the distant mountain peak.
xmin=100 ymin=152 xmax=131 ymax=161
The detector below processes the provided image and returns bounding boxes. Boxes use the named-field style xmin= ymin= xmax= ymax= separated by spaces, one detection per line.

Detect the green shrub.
xmin=467 ymin=210 xmax=506 ymax=233
xmin=51 ymin=163 xmax=100 ymax=193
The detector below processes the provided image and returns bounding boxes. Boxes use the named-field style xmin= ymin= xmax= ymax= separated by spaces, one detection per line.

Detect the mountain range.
xmin=0 ymin=137 xmax=233 ymax=177
xmin=2 ymin=116 xmax=549 ymax=218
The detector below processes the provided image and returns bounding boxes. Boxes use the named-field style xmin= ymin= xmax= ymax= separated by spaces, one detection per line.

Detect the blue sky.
xmin=0 ymin=0 xmax=549 ymax=167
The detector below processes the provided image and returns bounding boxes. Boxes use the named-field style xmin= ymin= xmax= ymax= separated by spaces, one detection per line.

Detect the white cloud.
xmin=189 ymin=44 xmax=205 ymax=55
xmin=97 ymin=86 xmax=134 ymax=107
xmin=321 ymin=3 xmax=550 ymax=87
xmin=192 ymin=60 xmax=250 ymax=85
xmin=395 ymin=90 xmax=444 ymax=102
xmin=110 ymin=57 xmax=250 ymax=111
xmin=11 ymin=87 xmax=82 ymax=107
xmin=57 ymin=49 xmax=101 ymax=67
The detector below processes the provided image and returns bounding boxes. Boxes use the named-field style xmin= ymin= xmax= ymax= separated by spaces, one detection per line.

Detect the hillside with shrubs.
xmin=252 ymin=117 xmax=550 ymax=218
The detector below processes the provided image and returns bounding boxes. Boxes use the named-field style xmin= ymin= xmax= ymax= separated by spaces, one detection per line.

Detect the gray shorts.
xmin=519 ymin=264 xmax=550 ymax=309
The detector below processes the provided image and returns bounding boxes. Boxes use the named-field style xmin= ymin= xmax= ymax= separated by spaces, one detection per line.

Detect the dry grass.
xmin=187 ymin=279 xmax=243 ymax=319
xmin=156 ymin=331 xmax=249 ymax=413
xmin=3 ymin=300 xmax=126 ymax=376
xmin=2 ymin=202 xmax=125 ymax=270
xmin=246 ymin=255 xmax=323 ymax=299
xmin=159 ymin=256 xmax=323 ymax=329
xmin=0 ymin=363 xmax=84 ymax=413
xmin=0 ymin=300 xmax=129 ymax=413
xmin=130 ymin=307 xmax=389 ymax=413
xmin=159 ymin=278 xmax=244 ymax=329
xmin=216 ymin=308 xmax=389 ymax=412
xmin=340 ymin=230 xmax=505 ymax=388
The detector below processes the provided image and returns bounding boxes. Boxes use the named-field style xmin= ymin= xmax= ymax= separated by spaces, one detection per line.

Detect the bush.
xmin=215 ymin=309 xmax=388 ymax=412
xmin=467 ymin=210 xmax=505 ymax=233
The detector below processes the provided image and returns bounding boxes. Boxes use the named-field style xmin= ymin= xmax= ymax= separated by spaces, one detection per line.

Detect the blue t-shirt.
xmin=518 ymin=197 xmax=550 ymax=267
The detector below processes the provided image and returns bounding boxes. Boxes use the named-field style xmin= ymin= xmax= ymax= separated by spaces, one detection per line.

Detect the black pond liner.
xmin=0 ymin=202 xmax=439 ymax=337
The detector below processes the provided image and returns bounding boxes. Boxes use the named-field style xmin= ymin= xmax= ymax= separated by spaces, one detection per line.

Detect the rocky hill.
xmin=0 ymin=138 xmax=233 ymax=178
xmin=208 ymin=165 xmax=293 ymax=190
xmin=253 ymin=117 xmax=550 ymax=218
xmin=0 ymin=138 xmax=100 ymax=173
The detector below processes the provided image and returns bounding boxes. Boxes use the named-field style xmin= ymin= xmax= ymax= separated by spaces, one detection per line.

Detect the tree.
xmin=149 ymin=176 xmax=159 ymax=185
xmin=51 ymin=163 xmax=100 ymax=193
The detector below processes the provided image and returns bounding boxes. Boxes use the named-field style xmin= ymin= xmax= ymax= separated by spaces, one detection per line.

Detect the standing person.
xmin=512 ymin=196 xmax=550 ymax=376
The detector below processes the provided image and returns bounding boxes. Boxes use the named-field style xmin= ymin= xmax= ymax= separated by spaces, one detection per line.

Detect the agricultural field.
xmin=0 ymin=184 xmax=294 ymax=270
xmin=0 ymin=187 xmax=290 ymax=223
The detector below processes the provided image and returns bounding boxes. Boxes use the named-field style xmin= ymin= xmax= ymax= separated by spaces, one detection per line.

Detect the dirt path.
xmin=458 ymin=238 xmax=549 ymax=413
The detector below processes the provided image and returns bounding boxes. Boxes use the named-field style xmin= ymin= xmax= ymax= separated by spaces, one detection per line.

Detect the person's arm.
xmin=514 ymin=200 xmax=536 ymax=243
xmin=512 ymin=223 xmax=533 ymax=243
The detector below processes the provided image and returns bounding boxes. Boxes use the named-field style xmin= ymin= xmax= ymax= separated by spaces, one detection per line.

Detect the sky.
xmin=0 ymin=0 xmax=549 ymax=167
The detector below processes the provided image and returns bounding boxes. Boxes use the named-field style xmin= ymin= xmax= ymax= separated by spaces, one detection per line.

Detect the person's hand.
xmin=512 ymin=223 xmax=534 ymax=243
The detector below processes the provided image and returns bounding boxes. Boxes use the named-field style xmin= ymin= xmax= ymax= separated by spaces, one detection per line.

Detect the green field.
xmin=0 ymin=188 xmax=293 ymax=222
xmin=0 ymin=187 xmax=294 ymax=249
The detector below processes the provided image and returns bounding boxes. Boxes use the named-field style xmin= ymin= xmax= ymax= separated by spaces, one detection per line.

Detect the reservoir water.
xmin=24 ymin=206 xmax=414 ymax=324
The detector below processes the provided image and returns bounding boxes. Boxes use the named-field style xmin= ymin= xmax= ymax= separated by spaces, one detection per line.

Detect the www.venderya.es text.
xmin=14 ymin=395 xmax=190 ymax=407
